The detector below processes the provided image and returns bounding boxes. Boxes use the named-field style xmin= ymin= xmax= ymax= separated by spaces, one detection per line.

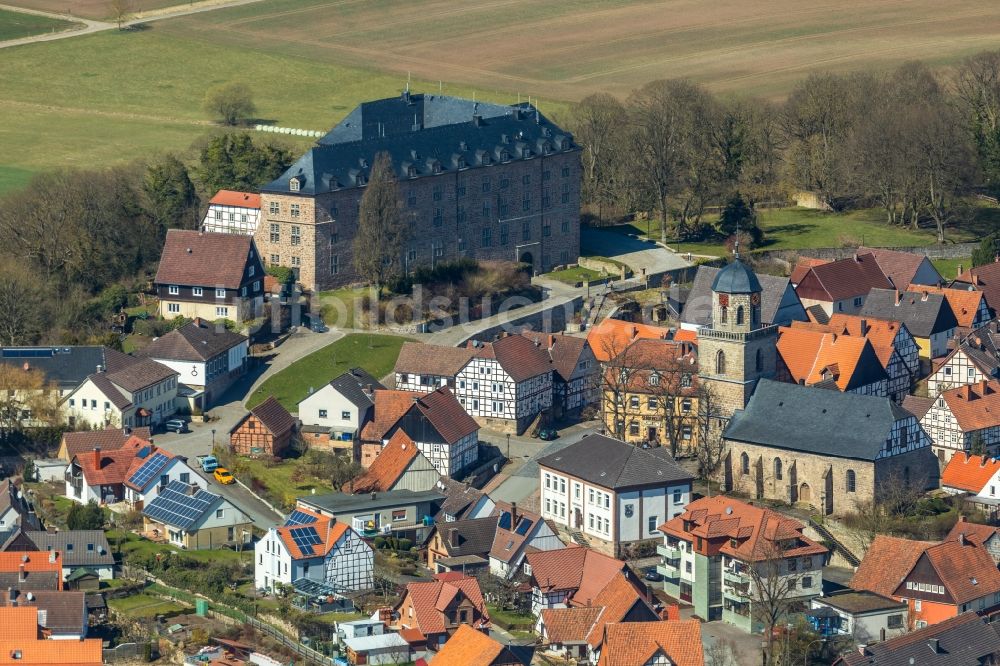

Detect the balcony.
xmin=657 ymin=544 xmax=681 ymax=559
xmin=723 ymin=586 xmax=749 ymax=602
xmin=724 ymin=569 xmax=749 ymax=585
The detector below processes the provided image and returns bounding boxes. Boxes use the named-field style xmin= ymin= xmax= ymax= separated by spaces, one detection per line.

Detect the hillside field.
xmin=0 ymin=6 xmax=78 ymax=39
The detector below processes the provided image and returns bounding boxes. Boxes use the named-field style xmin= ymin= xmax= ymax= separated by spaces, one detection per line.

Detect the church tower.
xmin=697 ymin=258 xmax=777 ymax=423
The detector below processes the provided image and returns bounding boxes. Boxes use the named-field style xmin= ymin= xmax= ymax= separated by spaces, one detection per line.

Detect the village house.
xmin=122 ymin=445 xmax=205 ymax=510
xmin=256 ymin=94 xmax=580 ymax=291
xmin=526 ymin=546 xmax=634 ymax=620
xmin=0 ymin=479 xmax=41 ymax=533
xmin=851 ymin=534 xmax=1000 ymax=629
xmin=297 ymin=489 xmax=444 ymax=544
xmin=0 ymin=589 xmax=89 ymax=640
xmin=17 ymin=531 xmax=114 ymax=581
xmin=776 ymin=326 xmax=889 ymax=396
xmin=601 ymin=338 xmax=701 ymax=452
xmin=807 ymin=591 xmax=908 ymax=643
xmin=681 ymin=265 xmax=807 ymax=331
xmin=359 ymin=388 xmax=479 ymax=477
xmin=201 ymin=190 xmax=261 ymax=235
xmin=136 ymin=319 xmax=248 ymax=410
xmin=432 ymin=624 xmax=534 ymax=666
xmin=859 ymin=247 xmax=943 ymax=289
xmin=393 ymin=342 xmax=475 ymax=392
xmin=434 ymin=477 xmax=493 ymax=523
xmin=426 ymin=516 xmax=498 ymax=576
xmin=940 ymin=454 xmax=1000 ymax=522
xmin=298 ymin=368 xmax=383 ymax=450
xmin=520 ymin=331 xmax=598 ymax=417
xmin=255 ymin=506 xmax=373 ymax=594
xmin=790 ymin=314 xmax=920 ymax=402
xmin=909 ymin=283 xmax=992 ymax=331
xmin=538 ymin=572 xmax=659 ymax=664
xmin=142 ymin=481 xmax=252 ymax=550
xmin=835 ymin=612 xmax=1000 ymax=666
xmin=722 ymin=380 xmax=937 ymax=516
xmin=487 ymin=501 xmax=564 ymax=578
xmin=57 ymin=427 xmax=150 ymax=463
xmin=0 ymin=550 xmax=64 ymax=591
xmin=921 ymin=381 xmax=1000 ymax=463
xmin=229 ymin=396 xmax=296 ymax=458
xmin=392 ymin=573 xmax=490 ymax=651
xmin=154 ymin=229 xmax=265 ymax=323
xmin=927 ymin=321 xmax=1000 ymax=396
xmin=537 ymin=433 xmax=693 ymax=557
xmin=65 ymin=436 xmax=145 ymax=505
xmin=947 ymin=518 xmax=1000 ymax=565
xmin=586 ymin=318 xmax=674 ymax=363
xmin=346 ymin=430 xmax=440 ymax=494
xmin=860 ymin=288 xmax=959 ymax=360
xmin=595 ymin=621 xmax=704 ymax=666
xmin=657 ymin=496 xmax=828 ymax=632
xmin=63 ymin=353 xmax=178 ymax=430
xmin=793 ymin=253 xmax=893 ymax=317
xmin=342 ymin=633 xmax=411 ymax=666
xmin=0 ymin=606 xmax=101 ymax=666
xmin=953 ymin=260 xmax=1000 ymax=315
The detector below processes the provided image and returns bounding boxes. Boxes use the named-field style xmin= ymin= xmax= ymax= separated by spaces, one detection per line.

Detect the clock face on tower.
xmin=750 ymin=293 xmax=761 ymax=305
xmin=719 ymin=294 xmax=729 ymax=307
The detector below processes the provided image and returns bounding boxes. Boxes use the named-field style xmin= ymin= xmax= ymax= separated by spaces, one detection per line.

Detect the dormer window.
xmin=500 ymin=150 xmax=510 ymax=162
xmin=407 ymin=165 xmax=417 ymax=178
xmin=289 ymin=177 xmax=301 ymax=192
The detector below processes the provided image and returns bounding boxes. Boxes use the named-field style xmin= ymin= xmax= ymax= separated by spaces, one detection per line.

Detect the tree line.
xmin=567 ymin=50 xmax=1000 ymax=245
xmin=0 ymin=133 xmax=292 ymax=346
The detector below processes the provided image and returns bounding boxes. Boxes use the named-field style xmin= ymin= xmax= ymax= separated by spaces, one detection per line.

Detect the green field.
xmin=0 ymin=7 xmax=78 ymax=40
xmin=108 ymin=593 xmax=187 ymax=618
xmin=547 ymin=265 xmax=604 ymax=285
xmin=247 ymin=333 xmax=410 ymax=410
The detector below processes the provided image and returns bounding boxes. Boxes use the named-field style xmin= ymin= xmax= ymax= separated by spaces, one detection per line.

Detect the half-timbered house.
xmin=229 ymin=396 xmax=296 ymax=457
xmin=921 ymin=381 xmax=1000 ymax=463
xmin=927 ymin=322 xmax=1000 ymax=396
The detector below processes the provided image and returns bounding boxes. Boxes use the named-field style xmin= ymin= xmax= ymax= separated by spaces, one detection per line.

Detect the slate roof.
xmin=0 ymin=346 xmax=124 ymax=392
xmin=953 ymin=261 xmax=1000 ymax=315
xmin=473 ymin=334 xmax=553 ymax=382
xmin=434 ymin=517 xmax=498 ymax=558
xmin=711 ymin=259 xmax=762 ymax=294
xmin=61 ymin=428 xmax=151 ymax=461
xmin=137 ymin=319 xmax=246 ymax=363
xmin=723 ymin=380 xmax=913 ymax=461
xmin=596 ymin=620 xmax=704 ymax=666
xmin=235 ymin=397 xmax=295 ymax=437
xmin=154 ymin=230 xmax=256 ymax=290
xmin=323 ymin=368 xmax=384 ymax=410
xmin=0 ymin=481 xmax=40 ymax=532
xmin=208 ymin=190 xmax=260 ymax=208
xmin=487 ymin=502 xmax=547 ymax=565
xmin=393 ymin=342 xmax=475 ymax=377
xmin=299 ymin=489 xmax=445 ymax=515
xmin=837 ymin=612 xmax=1000 ymax=666
xmin=908 ymin=284 xmax=988 ymax=329
xmin=794 ymin=253 xmax=893 ymax=302
xmin=0 ymin=590 xmax=86 ymax=636
xmin=682 ymin=266 xmax=805 ymax=328
xmin=860 ymin=288 xmax=959 ymax=339
xmin=519 ymin=332 xmax=590 ymax=383
xmin=901 ymin=394 xmax=935 ymax=421
xmin=23 ymin=531 xmax=113 ymax=568
xmin=537 ymin=434 xmax=693 ymax=490
xmin=860 ymin=247 xmax=941 ymax=289
xmin=944 ymin=321 xmax=1000 ymax=379
xmin=265 ymin=94 xmax=574 ymax=196
xmin=777 ymin=327 xmax=888 ymax=391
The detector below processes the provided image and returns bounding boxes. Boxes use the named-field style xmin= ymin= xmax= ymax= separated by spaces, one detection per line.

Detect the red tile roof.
xmin=401 ymin=575 xmax=488 ymax=635
xmin=793 ymin=313 xmax=907 ymax=370
xmin=659 ymin=496 xmax=827 ymax=563
xmin=596 ymin=620 xmax=705 ymax=666
xmin=860 ymin=247 xmax=938 ymax=290
xmin=208 ymin=190 xmax=260 ymax=209
xmin=273 ymin=508 xmax=352 ymax=560
xmin=0 ymin=606 xmax=101 ymax=664
xmin=61 ymin=428 xmax=151 ymax=461
xmin=584 ymin=573 xmax=656 ymax=648
xmin=362 ymin=390 xmax=418 ymax=442
xmin=940 ymin=380 xmax=1000 ymax=432
xmin=947 ymin=517 xmax=1000 ymax=546
xmin=790 ymin=257 xmax=830 ymax=285
xmin=954 ymin=261 xmax=1000 ymax=315
xmin=431 ymin=625 xmax=503 ymax=665
xmin=0 ymin=552 xmax=63 ymax=591
xmin=473 ymin=334 xmax=553 ymax=382
xmin=907 ymin=284 xmax=986 ymax=329
xmin=541 ymin=606 xmax=604 ymax=644
xmin=851 ymin=535 xmax=936 ymax=598
xmin=154 ymin=229 xmax=256 ymax=290
xmin=587 ymin=319 xmax=672 ymax=362
xmin=488 ymin=502 xmax=547 ymax=564
xmin=363 ymin=388 xmax=477 ymax=446
xmin=519 ymin=331 xmax=590 ymax=382
xmin=922 ymin=539 xmax=1000 ymax=604
xmin=72 ymin=436 xmax=146 ymax=487
xmin=794 ymin=253 xmax=893 ymax=302
xmin=347 ymin=430 xmax=420 ymax=493
xmin=941 ymin=453 xmax=1000 ymax=493
xmin=393 ymin=342 xmax=476 ymax=377
xmin=526 ymin=546 xmax=628 ymax=605
xmin=777 ymin=327 xmax=886 ymax=391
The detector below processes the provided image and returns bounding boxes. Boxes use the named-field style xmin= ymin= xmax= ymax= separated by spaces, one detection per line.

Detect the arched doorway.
xmin=799 ymin=482 xmax=811 ymax=504
xmin=519 ymin=252 xmax=534 ymax=266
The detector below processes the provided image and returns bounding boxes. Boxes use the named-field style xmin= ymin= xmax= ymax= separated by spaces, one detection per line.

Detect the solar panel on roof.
xmin=498 ymin=511 xmax=512 ymax=530
xmin=128 ymin=452 xmax=169 ymax=488
xmin=2 ymin=348 xmax=54 ymax=358
xmin=143 ymin=481 xmax=218 ymax=530
xmin=137 ymin=446 xmax=151 ymax=459
xmin=514 ymin=518 xmax=533 ymax=536
xmin=284 ymin=510 xmax=315 ymax=527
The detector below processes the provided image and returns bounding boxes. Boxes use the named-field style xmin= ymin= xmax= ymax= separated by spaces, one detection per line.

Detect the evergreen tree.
xmin=352 ymin=152 xmax=405 ymax=291
xmin=972 ymin=233 xmax=1000 ymax=268
xmin=197 ymin=133 xmax=292 ymax=195
xmin=144 ymin=155 xmax=200 ymax=230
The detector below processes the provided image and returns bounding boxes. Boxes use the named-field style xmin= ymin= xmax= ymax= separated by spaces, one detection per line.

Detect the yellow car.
xmin=213 ymin=468 xmax=235 ymax=485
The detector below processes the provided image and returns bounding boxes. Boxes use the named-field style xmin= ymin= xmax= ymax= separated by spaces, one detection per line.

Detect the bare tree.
xmin=108 ymin=0 xmax=132 ymax=30
xmin=744 ymin=540 xmax=814 ymax=665
xmin=203 ymin=83 xmax=257 ymax=127
xmin=571 ymin=93 xmax=628 ymax=222
xmin=353 ymin=152 xmax=405 ymax=293
xmin=0 ymin=365 xmax=62 ymax=433
xmin=597 ymin=331 xmax=641 ymax=440
xmin=954 ymin=50 xmax=1000 ymax=189
xmin=0 ymin=262 xmax=46 ymax=346
xmin=693 ymin=384 xmax=727 ymax=491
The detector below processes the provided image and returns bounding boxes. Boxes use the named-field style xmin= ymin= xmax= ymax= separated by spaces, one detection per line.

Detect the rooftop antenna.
xmin=734 ymin=216 xmax=741 ymax=260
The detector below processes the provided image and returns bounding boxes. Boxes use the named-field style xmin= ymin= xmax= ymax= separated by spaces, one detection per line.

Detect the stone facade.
xmin=257 ymin=152 xmax=581 ymax=292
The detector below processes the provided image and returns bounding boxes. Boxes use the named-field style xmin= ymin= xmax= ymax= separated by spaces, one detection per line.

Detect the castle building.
xmin=695 ymin=258 xmax=778 ymax=424
xmin=256 ymin=93 xmax=581 ymax=291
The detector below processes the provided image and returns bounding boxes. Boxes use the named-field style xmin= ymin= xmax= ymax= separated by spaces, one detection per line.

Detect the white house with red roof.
xmin=941 ymin=453 xmax=1000 ymax=505
xmin=202 ymin=190 xmax=261 ymax=235
xmin=254 ymin=507 xmax=373 ymax=594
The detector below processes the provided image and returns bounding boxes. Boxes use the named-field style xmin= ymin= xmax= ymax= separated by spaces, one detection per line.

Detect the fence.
xmin=102 ymin=642 xmax=146 ymax=663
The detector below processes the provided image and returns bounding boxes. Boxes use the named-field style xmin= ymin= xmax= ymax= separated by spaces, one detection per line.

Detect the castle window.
xmin=846 ymin=470 xmax=856 ymax=493
xmin=755 ymin=349 xmax=764 ymax=372
xmin=740 ymin=452 xmax=749 ymax=475
xmin=716 ymin=350 xmax=726 ymax=375
xmin=774 ymin=458 xmax=782 ymax=480
xmin=736 ymin=305 xmax=745 ymax=326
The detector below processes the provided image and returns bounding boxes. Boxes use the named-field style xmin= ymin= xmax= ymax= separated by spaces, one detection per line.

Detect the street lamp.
xmin=804 ymin=638 xmax=826 ymax=666
xmin=506 ymin=434 xmax=511 ymax=461
xmin=211 ymin=429 xmax=216 ymax=450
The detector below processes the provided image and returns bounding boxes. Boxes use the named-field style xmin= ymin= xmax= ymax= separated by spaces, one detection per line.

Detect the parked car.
xmin=214 ymin=468 xmax=235 ymax=485
xmin=643 ymin=568 xmax=663 ymax=582
xmin=196 ymin=455 xmax=219 ymax=473
xmin=164 ymin=419 xmax=188 ymax=434
xmin=537 ymin=427 xmax=559 ymax=441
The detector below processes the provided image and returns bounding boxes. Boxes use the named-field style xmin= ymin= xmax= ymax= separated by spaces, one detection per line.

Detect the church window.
xmin=740 ymin=452 xmax=749 ymax=475
xmin=774 ymin=458 xmax=782 ymax=480
xmin=716 ymin=350 xmax=726 ymax=374
xmin=736 ymin=305 xmax=745 ymax=325
xmin=846 ymin=470 xmax=856 ymax=493
xmin=721 ymin=306 xmax=728 ymax=324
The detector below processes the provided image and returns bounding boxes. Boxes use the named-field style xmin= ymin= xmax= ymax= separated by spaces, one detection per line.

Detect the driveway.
xmin=581 ymin=227 xmax=691 ymax=276
xmin=154 ymin=327 xmax=345 ymax=528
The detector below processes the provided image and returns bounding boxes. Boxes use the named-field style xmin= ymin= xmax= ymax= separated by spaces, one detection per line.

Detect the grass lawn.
xmin=0 ymin=166 xmax=34 ymax=196
xmin=226 ymin=456 xmax=334 ymax=509
xmin=247 ymin=333 xmax=411 ymax=411
xmin=486 ymin=604 xmax=535 ymax=627
xmin=931 ymin=257 xmax=972 ymax=282
xmin=107 ymin=529 xmax=247 ymax=564
xmin=317 ymin=286 xmax=370 ymax=330
xmin=108 ymin=593 xmax=186 ymax=618
xmin=546 ymin=265 xmax=604 ymax=285
xmin=0 ymin=7 xmax=79 ymax=40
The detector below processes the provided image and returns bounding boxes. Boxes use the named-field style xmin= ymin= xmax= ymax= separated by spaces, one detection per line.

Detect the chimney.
xmin=921 ymin=291 xmax=929 ymax=302
xmin=860 ymin=319 xmax=868 ymax=336
xmin=18 ymin=565 xmax=25 ymax=583
xmin=93 ymin=448 xmax=101 ymax=470
xmin=371 ymin=492 xmax=377 ymax=501
xmin=472 ymin=114 xmax=483 ymax=127
xmin=894 ymin=290 xmax=902 ymax=306
xmin=959 ymin=532 xmax=967 ymax=546
xmin=448 ymin=528 xmax=459 ymax=549
xmin=853 ymin=253 xmax=859 ymax=262
xmin=511 ymin=502 xmax=518 ymax=528
xmin=95 ymin=365 xmax=103 ymax=374
xmin=47 ymin=551 xmax=56 ymax=564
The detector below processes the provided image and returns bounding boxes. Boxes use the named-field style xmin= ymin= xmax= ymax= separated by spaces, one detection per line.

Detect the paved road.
xmin=154 ymin=327 xmax=344 ymax=528
xmin=581 ymin=227 xmax=692 ymax=277
xmin=0 ymin=0 xmax=271 ymax=49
